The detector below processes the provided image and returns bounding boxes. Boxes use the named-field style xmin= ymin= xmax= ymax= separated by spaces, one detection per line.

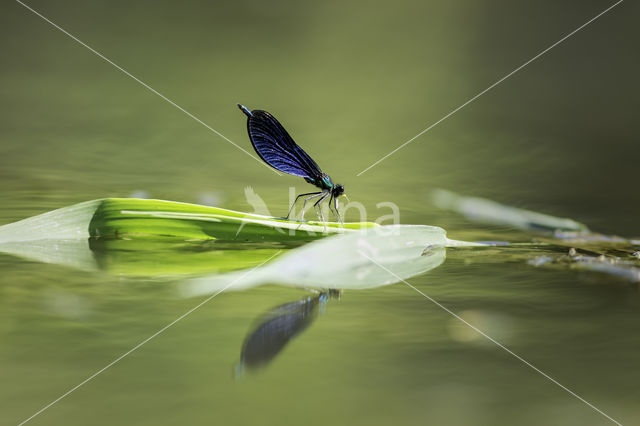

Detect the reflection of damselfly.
xmin=238 ymin=104 xmax=346 ymax=223
xmin=236 ymin=289 xmax=341 ymax=375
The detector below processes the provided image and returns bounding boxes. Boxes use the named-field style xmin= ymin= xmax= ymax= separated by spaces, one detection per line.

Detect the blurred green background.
xmin=1 ymin=0 xmax=638 ymax=425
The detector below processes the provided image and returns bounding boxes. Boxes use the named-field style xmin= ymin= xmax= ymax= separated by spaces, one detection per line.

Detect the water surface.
xmin=1 ymin=1 xmax=639 ymax=425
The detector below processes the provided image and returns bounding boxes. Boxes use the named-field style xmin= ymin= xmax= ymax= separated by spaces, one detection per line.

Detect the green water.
xmin=1 ymin=1 xmax=639 ymax=425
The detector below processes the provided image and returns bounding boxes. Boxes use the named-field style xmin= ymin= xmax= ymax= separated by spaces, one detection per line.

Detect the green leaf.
xmin=0 ymin=198 xmax=378 ymax=243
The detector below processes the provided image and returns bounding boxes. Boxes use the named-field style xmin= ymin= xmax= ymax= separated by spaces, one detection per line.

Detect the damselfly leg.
xmin=328 ymin=193 xmax=343 ymax=225
xmin=286 ymin=191 xmax=321 ymax=220
xmin=299 ymin=192 xmax=325 ymax=222
xmin=286 ymin=189 xmax=341 ymax=225
xmin=313 ymin=192 xmax=330 ymax=224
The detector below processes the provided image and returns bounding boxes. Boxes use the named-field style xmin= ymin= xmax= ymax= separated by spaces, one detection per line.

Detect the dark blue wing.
xmin=239 ymin=106 xmax=324 ymax=179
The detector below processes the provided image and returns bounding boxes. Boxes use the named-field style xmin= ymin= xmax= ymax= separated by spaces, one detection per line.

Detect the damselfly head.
xmin=332 ymin=184 xmax=345 ymax=197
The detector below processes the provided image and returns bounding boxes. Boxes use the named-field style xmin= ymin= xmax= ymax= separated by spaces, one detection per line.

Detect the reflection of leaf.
xmin=185 ymin=225 xmax=450 ymax=295
xmin=238 ymin=290 xmax=340 ymax=372
xmin=0 ymin=239 xmax=98 ymax=271
xmin=89 ymin=239 xmax=284 ymax=276
xmin=0 ymin=238 xmax=283 ymax=276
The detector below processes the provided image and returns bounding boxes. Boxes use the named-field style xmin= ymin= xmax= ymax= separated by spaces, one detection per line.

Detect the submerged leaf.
xmin=432 ymin=189 xmax=588 ymax=233
xmin=529 ymin=251 xmax=640 ymax=283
